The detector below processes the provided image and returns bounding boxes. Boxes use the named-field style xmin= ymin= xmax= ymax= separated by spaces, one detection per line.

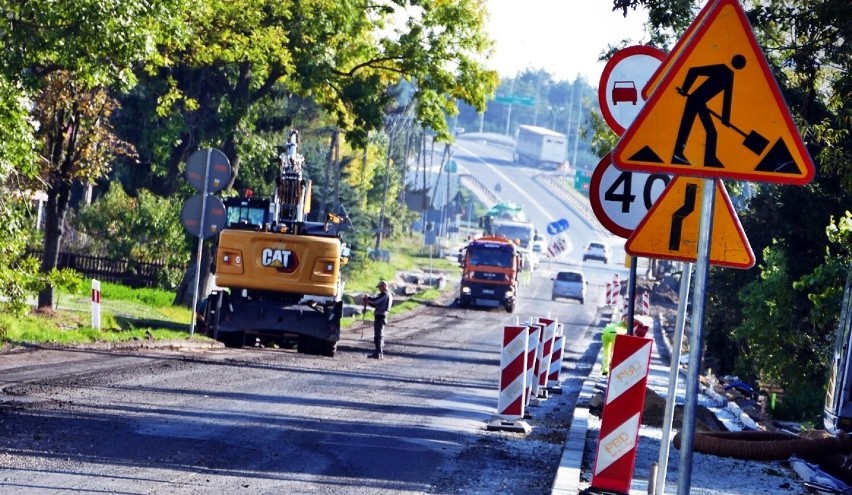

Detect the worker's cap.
xmin=376 ymin=280 xmax=387 ymax=288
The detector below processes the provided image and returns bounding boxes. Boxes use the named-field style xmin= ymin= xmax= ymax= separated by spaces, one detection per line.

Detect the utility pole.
xmin=399 ymin=127 xmax=413 ymax=207
xmin=572 ymin=97 xmax=583 ymax=166
xmin=533 ymin=72 xmax=542 ymax=126
xmin=566 ymin=82 xmax=576 ymax=162
xmin=375 ymin=124 xmax=394 ymax=253
xmin=332 ymin=128 xmax=340 ymax=213
xmin=504 ymin=76 xmax=515 ymax=135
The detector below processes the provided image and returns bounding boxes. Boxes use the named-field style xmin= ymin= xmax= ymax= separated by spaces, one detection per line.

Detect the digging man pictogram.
xmin=671 ymin=54 xmax=747 ymax=168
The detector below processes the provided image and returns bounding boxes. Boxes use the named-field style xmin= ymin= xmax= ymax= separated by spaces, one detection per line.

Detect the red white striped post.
xmin=488 ymin=324 xmax=532 ymax=434
xmin=525 ymin=322 xmax=542 ymax=410
xmin=534 ymin=318 xmax=557 ymax=401
xmin=91 ymin=279 xmax=101 ymax=330
xmin=642 ymin=291 xmax=650 ymax=316
xmin=496 ymin=325 xmax=529 ymax=418
xmin=590 ymin=334 xmax=654 ymax=493
xmin=547 ymin=323 xmax=565 ymax=389
xmin=622 ymin=295 xmax=629 ymax=319
xmin=605 ymin=283 xmax=613 ymax=305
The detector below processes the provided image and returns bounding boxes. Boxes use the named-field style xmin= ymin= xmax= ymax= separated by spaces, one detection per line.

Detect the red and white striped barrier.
xmin=641 ymin=291 xmax=650 ymax=316
xmin=622 ymin=295 xmax=629 ymax=319
xmin=534 ymin=318 xmax=557 ymax=400
xmin=632 ymin=314 xmax=653 ymax=338
xmin=496 ymin=325 xmax=529 ymax=419
xmin=488 ymin=324 xmax=532 ymax=433
xmin=547 ymin=323 xmax=565 ymax=388
xmin=91 ymin=279 xmax=101 ymax=330
xmin=547 ymin=237 xmax=567 ymax=258
xmin=605 ymin=283 xmax=613 ymax=305
xmin=590 ymin=334 xmax=653 ymax=493
xmin=525 ymin=322 xmax=542 ymax=409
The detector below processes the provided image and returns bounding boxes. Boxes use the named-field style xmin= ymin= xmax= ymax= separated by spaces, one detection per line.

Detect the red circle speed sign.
xmin=590 ymin=153 xmax=671 ymax=238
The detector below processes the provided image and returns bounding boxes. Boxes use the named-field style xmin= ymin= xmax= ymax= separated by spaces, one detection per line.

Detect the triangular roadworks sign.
xmin=614 ymin=0 xmax=815 ymax=185
xmin=625 ymin=177 xmax=754 ymax=269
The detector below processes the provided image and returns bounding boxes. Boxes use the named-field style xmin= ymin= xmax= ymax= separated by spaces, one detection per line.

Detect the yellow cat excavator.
xmin=202 ymin=130 xmax=350 ymax=356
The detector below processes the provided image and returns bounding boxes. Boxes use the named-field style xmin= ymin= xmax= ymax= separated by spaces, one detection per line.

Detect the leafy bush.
xmin=73 ymin=186 xmax=189 ymax=289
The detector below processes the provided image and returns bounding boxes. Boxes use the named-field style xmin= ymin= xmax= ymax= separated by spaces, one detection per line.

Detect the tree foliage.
xmin=73 ymin=187 xmax=189 ymax=288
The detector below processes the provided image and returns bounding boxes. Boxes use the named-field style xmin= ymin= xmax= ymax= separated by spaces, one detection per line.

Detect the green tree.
xmin=0 ymin=0 xmax=186 ymax=309
xmin=73 ymin=187 xmax=189 ymax=288
xmin=107 ymin=0 xmax=497 ymax=306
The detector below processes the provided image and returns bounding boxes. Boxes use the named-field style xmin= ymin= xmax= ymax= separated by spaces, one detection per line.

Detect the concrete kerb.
xmin=550 ymin=307 xmax=616 ymax=495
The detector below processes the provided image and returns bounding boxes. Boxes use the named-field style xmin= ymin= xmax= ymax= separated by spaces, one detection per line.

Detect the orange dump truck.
xmin=457 ymin=236 xmax=521 ymax=313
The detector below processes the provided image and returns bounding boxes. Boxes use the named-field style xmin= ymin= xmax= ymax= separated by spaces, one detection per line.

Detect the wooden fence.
xmin=27 ymin=250 xmax=182 ymax=289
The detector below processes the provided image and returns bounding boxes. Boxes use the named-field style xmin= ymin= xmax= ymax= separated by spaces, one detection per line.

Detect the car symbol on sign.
xmin=612 ymin=80 xmax=638 ymax=105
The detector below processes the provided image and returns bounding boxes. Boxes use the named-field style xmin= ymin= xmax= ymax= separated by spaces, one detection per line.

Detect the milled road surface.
xmin=0 ymin=269 xmax=615 ymax=494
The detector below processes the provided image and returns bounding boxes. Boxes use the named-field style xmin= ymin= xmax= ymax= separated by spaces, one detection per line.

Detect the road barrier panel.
xmin=531 ymin=317 xmax=557 ymax=405
xmin=524 ymin=321 xmax=542 ymax=417
xmin=590 ymin=334 xmax=653 ymax=493
xmin=547 ymin=323 xmax=566 ymax=393
xmin=488 ymin=324 xmax=531 ymax=434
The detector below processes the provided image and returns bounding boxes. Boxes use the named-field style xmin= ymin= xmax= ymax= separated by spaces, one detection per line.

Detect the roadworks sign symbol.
xmin=613 ymin=0 xmax=815 ymax=185
xmin=625 ymin=177 xmax=755 ymax=269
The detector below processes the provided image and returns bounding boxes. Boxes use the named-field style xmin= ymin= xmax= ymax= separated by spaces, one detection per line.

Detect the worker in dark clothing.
xmin=671 ymin=54 xmax=747 ymax=169
xmin=363 ymin=280 xmax=393 ymax=359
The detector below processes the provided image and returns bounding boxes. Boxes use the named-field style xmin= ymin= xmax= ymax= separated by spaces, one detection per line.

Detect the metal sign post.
xmin=677 ymin=178 xmax=715 ymax=495
xmin=182 ymin=148 xmax=231 ymax=337
xmin=655 ymin=261 xmax=692 ymax=495
xmin=189 ymin=149 xmax=211 ymax=337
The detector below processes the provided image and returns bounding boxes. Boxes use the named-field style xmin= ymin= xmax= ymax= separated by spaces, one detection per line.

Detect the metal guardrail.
xmin=458 ymin=170 xmax=609 ymax=237
xmin=533 ymin=174 xmax=610 ymax=236
xmin=458 ymin=173 xmax=499 ymax=205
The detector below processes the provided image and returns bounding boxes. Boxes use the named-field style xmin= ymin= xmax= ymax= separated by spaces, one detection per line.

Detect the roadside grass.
xmin=2 ymin=234 xmax=459 ymax=346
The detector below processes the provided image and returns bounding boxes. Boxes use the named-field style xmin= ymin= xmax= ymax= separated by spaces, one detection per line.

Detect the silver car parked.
xmin=552 ymin=270 xmax=586 ymax=304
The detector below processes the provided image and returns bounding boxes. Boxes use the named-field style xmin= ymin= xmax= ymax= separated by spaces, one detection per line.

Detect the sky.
xmin=483 ymin=0 xmax=649 ymax=84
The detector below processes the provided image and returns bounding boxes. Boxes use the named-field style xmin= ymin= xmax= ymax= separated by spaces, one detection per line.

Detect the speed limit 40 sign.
xmin=590 ymin=153 xmax=670 ymax=239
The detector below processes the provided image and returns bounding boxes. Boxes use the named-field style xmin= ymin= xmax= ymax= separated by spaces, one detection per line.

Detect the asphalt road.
xmin=0 ymin=263 xmax=624 ymax=494
xmin=0 ymin=134 xmax=636 ymax=494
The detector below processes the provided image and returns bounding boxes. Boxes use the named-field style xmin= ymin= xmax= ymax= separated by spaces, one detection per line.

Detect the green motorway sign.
xmin=494 ymin=94 xmax=536 ymax=107
xmin=574 ymin=172 xmax=591 ymax=191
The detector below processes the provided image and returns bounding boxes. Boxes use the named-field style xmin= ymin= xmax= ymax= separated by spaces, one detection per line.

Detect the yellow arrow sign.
xmin=614 ymin=0 xmax=815 ymax=185
xmin=625 ymin=177 xmax=754 ymax=269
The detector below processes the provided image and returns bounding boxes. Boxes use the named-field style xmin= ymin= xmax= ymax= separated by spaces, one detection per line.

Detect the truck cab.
xmin=457 ymin=236 xmax=521 ymax=312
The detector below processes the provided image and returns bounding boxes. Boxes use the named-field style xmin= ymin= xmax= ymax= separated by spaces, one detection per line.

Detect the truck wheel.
xmin=220 ymin=331 xmax=245 ymax=349
xmin=505 ymin=302 xmax=515 ymax=313
xmin=319 ymin=340 xmax=337 ymax=357
xmin=297 ymin=334 xmax=318 ymax=355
